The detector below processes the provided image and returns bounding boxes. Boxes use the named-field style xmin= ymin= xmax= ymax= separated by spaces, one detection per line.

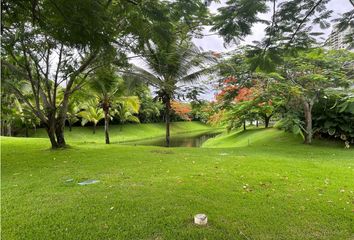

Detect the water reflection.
xmin=126 ymin=132 xmax=219 ymax=147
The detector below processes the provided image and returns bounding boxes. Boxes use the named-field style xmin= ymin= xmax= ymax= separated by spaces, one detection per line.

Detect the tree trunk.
xmin=165 ymin=98 xmax=171 ymax=147
xmin=55 ymin=128 xmax=66 ymax=147
xmin=1 ymin=120 xmax=4 ymax=136
xmin=45 ymin=112 xmax=66 ymax=149
xmin=7 ymin=123 xmax=12 ymax=136
xmin=46 ymin=122 xmax=59 ymax=149
xmin=25 ymin=126 xmax=29 ymax=137
xmin=264 ymin=115 xmax=272 ymax=128
xmin=55 ymin=118 xmax=66 ymax=147
xmin=104 ymin=110 xmax=110 ymax=144
xmin=303 ymin=101 xmax=313 ymax=144
xmin=256 ymin=120 xmax=259 ymax=127
xmin=243 ymin=120 xmax=246 ymax=131
xmin=57 ymin=82 xmax=78 ymax=146
xmin=54 ymin=95 xmax=70 ymax=148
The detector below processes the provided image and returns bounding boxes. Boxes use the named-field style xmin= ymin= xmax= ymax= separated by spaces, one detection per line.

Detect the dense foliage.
xmin=312 ymin=91 xmax=354 ymax=146
xmin=212 ymin=48 xmax=354 ymax=146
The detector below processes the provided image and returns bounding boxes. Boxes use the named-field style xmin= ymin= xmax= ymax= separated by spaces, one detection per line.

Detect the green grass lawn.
xmin=2 ymin=123 xmax=354 ymax=240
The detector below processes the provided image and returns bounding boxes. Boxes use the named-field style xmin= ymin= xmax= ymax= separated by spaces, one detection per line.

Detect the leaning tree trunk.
xmin=303 ymin=101 xmax=313 ymax=144
xmin=46 ymin=115 xmax=59 ymax=148
xmin=165 ymin=97 xmax=171 ymax=147
xmin=47 ymin=127 xmax=58 ymax=148
xmin=104 ymin=110 xmax=110 ymax=144
xmin=53 ymin=93 xmax=71 ymax=148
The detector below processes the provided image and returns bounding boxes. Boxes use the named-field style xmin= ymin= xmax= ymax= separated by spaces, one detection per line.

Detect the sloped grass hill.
xmin=202 ymin=128 xmax=343 ymax=148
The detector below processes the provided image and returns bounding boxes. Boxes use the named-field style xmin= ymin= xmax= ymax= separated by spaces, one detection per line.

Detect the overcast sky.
xmin=194 ymin=0 xmax=353 ymax=53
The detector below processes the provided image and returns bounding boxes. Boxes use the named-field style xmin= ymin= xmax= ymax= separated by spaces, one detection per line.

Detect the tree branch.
xmin=21 ymin=45 xmax=42 ymax=114
xmin=44 ymin=37 xmax=52 ymax=104
xmin=262 ymin=0 xmax=277 ymax=55
xmin=287 ymin=0 xmax=324 ymax=47
xmin=53 ymin=43 xmax=64 ymax=105
xmin=69 ymin=65 xmax=104 ymax=94
xmin=349 ymin=0 xmax=354 ymax=8
xmin=7 ymin=82 xmax=47 ymax=123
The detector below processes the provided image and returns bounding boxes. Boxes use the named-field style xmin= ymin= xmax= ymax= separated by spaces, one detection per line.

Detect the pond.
xmin=124 ymin=131 xmax=220 ymax=147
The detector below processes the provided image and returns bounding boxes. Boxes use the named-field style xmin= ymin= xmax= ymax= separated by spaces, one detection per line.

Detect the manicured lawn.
xmin=1 ymin=123 xmax=353 ymax=239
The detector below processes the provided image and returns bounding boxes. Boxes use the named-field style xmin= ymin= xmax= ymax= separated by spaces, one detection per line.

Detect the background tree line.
xmin=1 ymin=0 xmax=353 ymax=148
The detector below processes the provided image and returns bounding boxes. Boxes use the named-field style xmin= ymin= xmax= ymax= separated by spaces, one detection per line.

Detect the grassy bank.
xmin=202 ymin=128 xmax=300 ymax=148
xmin=202 ymin=127 xmax=345 ymax=148
xmin=31 ymin=121 xmax=216 ymax=144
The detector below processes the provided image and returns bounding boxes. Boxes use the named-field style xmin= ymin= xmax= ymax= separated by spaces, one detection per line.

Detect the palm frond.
xmin=78 ymin=106 xmax=104 ymax=126
xmin=123 ymin=65 xmax=163 ymax=87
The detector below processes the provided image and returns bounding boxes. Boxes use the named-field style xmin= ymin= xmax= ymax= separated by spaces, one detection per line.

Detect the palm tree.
xmin=15 ymin=99 xmax=40 ymax=137
xmin=124 ymin=39 xmax=213 ymax=146
xmin=89 ymin=68 xmax=121 ymax=144
xmin=66 ymin=101 xmax=80 ymax=132
xmin=1 ymin=80 xmax=39 ymax=137
xmin=115 ymin=97 xmax=140 ymax=130
xmin=77 ymin=100 xmax=104 ymax=134
xmin=89 ymin=67 xmax=141 ymax=144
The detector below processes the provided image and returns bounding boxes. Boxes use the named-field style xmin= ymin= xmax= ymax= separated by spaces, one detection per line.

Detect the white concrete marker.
xmin=194 ymin=214 xmax=207 ymax=225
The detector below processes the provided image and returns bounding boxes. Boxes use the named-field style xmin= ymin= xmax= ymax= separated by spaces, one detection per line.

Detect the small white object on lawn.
xmin=78 ymin=179 xmax=100 ymax=186
xmin=194 ymin=214 xmax=207 ymax=225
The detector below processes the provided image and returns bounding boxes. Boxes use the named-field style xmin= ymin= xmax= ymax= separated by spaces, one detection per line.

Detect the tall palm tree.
xmin=89 ymin=68 xmax=119 ymax=143
xmin=125 ymin=39 xmax=213 ymax=147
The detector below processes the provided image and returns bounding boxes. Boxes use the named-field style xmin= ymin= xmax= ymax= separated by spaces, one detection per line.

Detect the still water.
xmin=125 ymin=131 xmax=219 ymax=147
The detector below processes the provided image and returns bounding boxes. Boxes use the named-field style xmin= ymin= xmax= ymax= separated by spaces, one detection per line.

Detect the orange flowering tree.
xmin=225 ymin=85 xmax=258 ymax=130
xmin=214 ymin=74 xmax=283 ymax=130
xmin=170 ymin=101 xmax=192 ymax=121
xmin=190 ymin=100 xmax=219 ymax=124
xmin=212 ymin=75 xmax=254 ymax=130
xmin=215 ymin=76 xmax=240 ymax=103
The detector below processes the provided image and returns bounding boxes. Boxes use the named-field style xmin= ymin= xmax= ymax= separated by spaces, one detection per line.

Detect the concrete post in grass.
xmin=194 ymin=214 xmax=207 ymax=225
